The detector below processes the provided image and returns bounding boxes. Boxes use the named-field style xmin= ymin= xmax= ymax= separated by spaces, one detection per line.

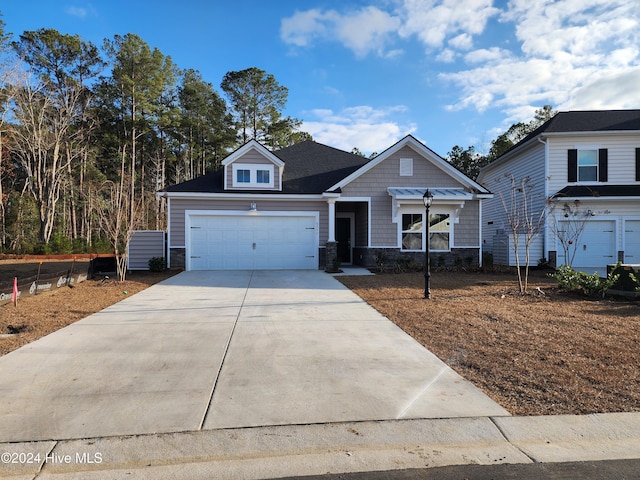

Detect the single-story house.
xmin=160 ymin=135 xmax=492 ymax=271
xmin=477 ymin=109 xmax=640 ymax=273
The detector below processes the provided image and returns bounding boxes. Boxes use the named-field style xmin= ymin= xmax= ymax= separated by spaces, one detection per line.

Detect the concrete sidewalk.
xmin=2 ymin=413 xmax=639 ymax=479
xmin=1 ymin=270 xmax=638 ymax=479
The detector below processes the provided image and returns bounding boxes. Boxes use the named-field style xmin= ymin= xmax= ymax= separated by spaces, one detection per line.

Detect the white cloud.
xmin=280 ymin=6 xmax=401 ymax=58
xmin=302 ymin=106 xmax=416 ymax=154
xmin=281 ymin=1 xmax=498 ymax=57
xmin=65 ymin=4 xmax=96 ymax=19
xmin=443 ymin=0 xmax=640 ymax=119
xmin=399 ymin=0 xmax=499 ymax=50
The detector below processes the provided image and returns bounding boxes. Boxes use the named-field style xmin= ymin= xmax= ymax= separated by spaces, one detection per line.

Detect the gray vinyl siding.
xmin=478 ymin=142 xmax=546 ymax=253
xmin=454 ymin=200 xmax=480 ymax=246
xmin=225 ymin=150 xmax=282 ymax=190
xmin=341 ymin=146 xmax=468 ymax=247
xmin=128 ymin=231 xmax=165 ymax=270
xmin=169 ymin=197 xmax=327 ymax=247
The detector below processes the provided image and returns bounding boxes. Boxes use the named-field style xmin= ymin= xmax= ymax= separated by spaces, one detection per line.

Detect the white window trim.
xmin=575 ymin=145 xmax=600 ymax=184
xmin=232 ymin=163 xmax=275 ymax=188
xmin=397 ymin=206 xmax=455 ymax=252
xmin=399 ymin=158 xmax=413 ymax=177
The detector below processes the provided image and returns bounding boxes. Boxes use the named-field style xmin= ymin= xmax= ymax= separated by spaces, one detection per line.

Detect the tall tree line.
xmin=0 ymin=19 xmax=304 ymax=255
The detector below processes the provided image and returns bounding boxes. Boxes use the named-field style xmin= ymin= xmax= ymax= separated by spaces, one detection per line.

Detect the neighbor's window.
xmin=578 ymin=149 xmax=597 ymax=182
xmin=236 ymin=169 xmax=251 ymax=183
xmin=256 ymin=169 xmax=270 ymax=184
xmin=429 ymin=213 xmax=450 ymax=251
xmin=402 ymin=213 xmax=423 ymax=250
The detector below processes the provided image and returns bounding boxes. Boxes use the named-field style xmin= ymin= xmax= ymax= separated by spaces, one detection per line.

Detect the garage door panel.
xmin=624 ymin=220 xmax=640 ymax=263
xmin=188 ymin=214 xmax=317 ymax=270
xmin=560 ymin=220 xmax=615 ymax=268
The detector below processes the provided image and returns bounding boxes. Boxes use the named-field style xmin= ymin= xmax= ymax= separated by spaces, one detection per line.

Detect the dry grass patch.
xmin=339 ymin=271 xmax=639 ymax=416
xmin=0 ymin=271 xmax=176 ymax=356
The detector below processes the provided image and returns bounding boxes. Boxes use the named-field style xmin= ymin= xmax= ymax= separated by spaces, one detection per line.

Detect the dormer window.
xmin=232 ymin=164 xmax=274 ymax=188
xmin=257 ymin=169 xmax=270 ymax=184
xmin=237 ymin=169 xmax=251 ymax=184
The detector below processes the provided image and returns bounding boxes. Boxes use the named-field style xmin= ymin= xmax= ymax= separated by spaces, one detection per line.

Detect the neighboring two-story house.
xmin=477 ymin=109 xmax=640 ymax=273
xmin=160 ymin=135 xmax=491 ymax=271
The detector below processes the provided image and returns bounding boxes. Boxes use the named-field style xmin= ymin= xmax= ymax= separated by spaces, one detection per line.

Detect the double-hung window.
xmin=577 ymin=149 xmax=598 ymax=182
xmin=401 ymin=214 xmax=423 ymax=251
xmin=256 ymin=169 xmax=270 ymax=184
xmin=400 ymin=212 xmax=451 ymax=251
xmin=429 ymin=213 xmax=450 ymax=251
xmin=236 ymin=169 xmax=251 ymax=184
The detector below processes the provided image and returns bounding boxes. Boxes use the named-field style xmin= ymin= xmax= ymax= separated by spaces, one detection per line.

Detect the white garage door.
xmin=560 ymin=220 xmax=616 ymax=269
xmin=624 ymin=220 xmax=640 ymax=263
xmin=188 ymin=213 xmax=318 ymax=270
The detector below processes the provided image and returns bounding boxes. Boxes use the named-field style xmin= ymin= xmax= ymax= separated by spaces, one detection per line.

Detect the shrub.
xmin=551 ymin=264 xmax=620 ymax=298
xmin=148 ymin=256 xmax=166 ymax=272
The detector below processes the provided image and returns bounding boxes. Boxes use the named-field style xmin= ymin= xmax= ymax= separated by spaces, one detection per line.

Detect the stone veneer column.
xmin=325 ymin=241 xmax=338 ymax=271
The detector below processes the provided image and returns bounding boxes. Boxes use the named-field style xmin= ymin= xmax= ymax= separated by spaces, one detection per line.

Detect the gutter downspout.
xmin=538 ymin=136 xmax=549 ymax=263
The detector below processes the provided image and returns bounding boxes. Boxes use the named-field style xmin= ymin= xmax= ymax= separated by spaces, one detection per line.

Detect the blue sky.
xmin=2 ymin=0 xmax=639 ymax=157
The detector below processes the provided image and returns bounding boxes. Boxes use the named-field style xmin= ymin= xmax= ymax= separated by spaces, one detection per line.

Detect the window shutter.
xmin=636 ymin=148 xmax=640 ymax=181
xmin=598 ymin=148 xmax=608 ymax=182
xmin=568 ymin=149 xmax=578 ymax=182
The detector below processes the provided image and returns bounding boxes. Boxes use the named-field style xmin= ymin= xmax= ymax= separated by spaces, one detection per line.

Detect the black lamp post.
xmin=423 ymin=189 xmax=434 ymax=299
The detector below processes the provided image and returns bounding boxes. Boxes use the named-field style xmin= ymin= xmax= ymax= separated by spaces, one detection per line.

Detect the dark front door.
xmin=336 ymin=217 xmax=351 ymax=264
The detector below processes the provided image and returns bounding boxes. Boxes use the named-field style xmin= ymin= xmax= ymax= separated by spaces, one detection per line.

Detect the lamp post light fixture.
xmin=423 ymin=189 xmax=434 ymax=299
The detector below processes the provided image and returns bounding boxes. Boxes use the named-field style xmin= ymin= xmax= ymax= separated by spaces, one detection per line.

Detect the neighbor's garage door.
xmin=560 ymin=220 xmax=616 ymax=269
xmin=624 ymin=219 xmax=640 ymax=263
xmin=188 ymin=214 xmax=318 ymax=270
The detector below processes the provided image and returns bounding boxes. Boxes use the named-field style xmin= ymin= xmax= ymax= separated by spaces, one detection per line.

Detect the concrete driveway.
xmin=0 ymin=270 xmax=508 ymax=443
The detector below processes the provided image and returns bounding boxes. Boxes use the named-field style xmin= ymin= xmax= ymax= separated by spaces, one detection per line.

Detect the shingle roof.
xmin=164 ymin=140 xmax=370 ymax=194
xmin=554 ymin=184 xmax=640 ymax=198
xmin=515 ymin=109 xmax=640 ymax=151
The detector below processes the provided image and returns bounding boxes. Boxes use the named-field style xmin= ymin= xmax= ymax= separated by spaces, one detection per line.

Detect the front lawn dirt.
xmin=338 ymin=271 xmax=639 ymax=416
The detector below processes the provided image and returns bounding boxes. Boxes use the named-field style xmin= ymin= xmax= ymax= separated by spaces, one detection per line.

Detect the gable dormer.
xmin=222 ymin=140 xmax=284 ymax=191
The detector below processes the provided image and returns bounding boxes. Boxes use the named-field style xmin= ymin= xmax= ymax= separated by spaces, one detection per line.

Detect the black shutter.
xmin=598 ymin=148 xmax=608 ymax=182
xmin=636 ymin=148 xmax=640 ymax=181
xmin=568 ymin=149 xmax=578 ymax=182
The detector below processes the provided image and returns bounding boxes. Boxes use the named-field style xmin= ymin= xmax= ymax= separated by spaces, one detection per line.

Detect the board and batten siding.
xmin=546 ymin=133 xmax=640 ymax=194
xmin=128 ymin=230 xmax=165 ymax=270
xmin=341 ymin=146 xmax=468 ymax=247
xmin=168 ymin=198 xmax=327 ymax=247
xmin=478 ymin=142 xmax=546 ymax=253
xmin=224 ymin=150 xmax=282 ymax=190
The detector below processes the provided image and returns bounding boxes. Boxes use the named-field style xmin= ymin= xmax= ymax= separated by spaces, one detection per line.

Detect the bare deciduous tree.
xmin=547 ymin=199 xmax=591 ymax=268
xmin=496 ymin=174 xmax=547 ymax=293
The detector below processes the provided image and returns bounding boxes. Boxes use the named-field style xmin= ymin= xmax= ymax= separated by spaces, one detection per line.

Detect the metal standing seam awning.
xmin=387 ymin=187 xmax=473 ymax=223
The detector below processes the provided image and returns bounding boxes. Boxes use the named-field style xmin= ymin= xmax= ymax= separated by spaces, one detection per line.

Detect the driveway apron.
xmin=0 ymin=270 xmax=508 ymax=443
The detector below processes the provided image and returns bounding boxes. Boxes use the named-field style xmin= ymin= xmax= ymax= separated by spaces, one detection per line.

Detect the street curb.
xmin=2 ymin=413 xmax=639 ymax=479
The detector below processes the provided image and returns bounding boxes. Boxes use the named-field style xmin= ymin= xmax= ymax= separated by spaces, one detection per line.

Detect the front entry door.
xmin=336 ymin=217 xmax=352 ymax=264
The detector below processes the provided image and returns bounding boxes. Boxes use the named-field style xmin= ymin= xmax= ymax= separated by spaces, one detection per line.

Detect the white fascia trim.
xmin=170 ymin=245 xmax=186 ymax=249
xmin=541 ymin=130 xmax=639 ymax=138
xmin=330 ymin=135 xmax=490 ymax=194
xmin=163 ymin=192 xmax=325 ymax=200
xmin=336 ymin=196 xmax=371 ymax=202
xmin=221 ymin=139 xmax=285 ymax=167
